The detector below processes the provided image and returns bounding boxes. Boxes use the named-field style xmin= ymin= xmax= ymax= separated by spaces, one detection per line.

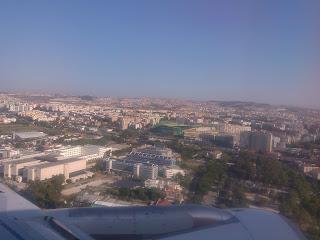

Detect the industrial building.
xmin=2 ymin=156 xmax=87 ymax=182
xmin=1 ymin=145 xmax=107 ymax=182
xmin=13 ymin=131 xmax=47 ymax=141
xmin=25 ymin=158 xmax=87 ymax=181
xmin=3 ymin=158 xmax=42 ymax=178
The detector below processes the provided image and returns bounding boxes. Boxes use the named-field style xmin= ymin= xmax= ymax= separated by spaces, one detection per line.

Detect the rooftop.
xmin=3 ymin=158 xmax=40 ymax=165
xmin=30 ymin=158 xmax=85 ymax=169
xmin=14 ymin=131 xmax=47 ymax=139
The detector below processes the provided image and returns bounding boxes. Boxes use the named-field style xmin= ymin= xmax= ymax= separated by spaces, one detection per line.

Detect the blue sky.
xmin=0 ymin=0 xmax=319 ymax=108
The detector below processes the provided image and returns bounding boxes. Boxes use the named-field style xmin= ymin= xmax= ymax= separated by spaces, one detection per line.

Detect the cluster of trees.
xmin=230 ymin=152 xmax=320 ymax=239
xmin=166 ymin=140 xmax=200 ymax=160
xmin=192 ymin=160 xmax=226 ymax=198
xmin=217 ymin=178 xmax=248 ymax=208
xmin=23 ymin=175 xmax=65 ymax=209
xmin=190 ymin=151 xmax=320 ymax=239
xmin=278 ymin=170 xmax=320 ymax=239
xmin=115 ymin=129 xmax=139 ymax=143
xmin=191 ymin=160 xmax=247 ymax=207
xmin=230 ymin=152 xmax=289 ymax=187
xmin=106 ymin=187 xmax=165 ymax=202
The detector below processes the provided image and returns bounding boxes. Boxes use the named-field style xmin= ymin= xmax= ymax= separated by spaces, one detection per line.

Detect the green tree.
xmin=24 ymin=175 xmax=65 ymax=209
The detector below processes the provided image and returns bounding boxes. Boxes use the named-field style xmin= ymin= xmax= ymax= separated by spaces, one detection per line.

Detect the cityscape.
xmin=1 ymin=1 xmax=319 ymax=239
xmin=0 ymin=92 xmax=320 ymax=238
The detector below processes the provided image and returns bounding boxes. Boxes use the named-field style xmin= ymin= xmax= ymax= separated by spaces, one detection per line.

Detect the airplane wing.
xmin=0 ymin=182 xmax=306 ymax=240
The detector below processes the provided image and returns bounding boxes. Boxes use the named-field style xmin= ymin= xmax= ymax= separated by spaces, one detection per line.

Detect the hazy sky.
xmin=0 ymin=0 xmax=319 ymax=108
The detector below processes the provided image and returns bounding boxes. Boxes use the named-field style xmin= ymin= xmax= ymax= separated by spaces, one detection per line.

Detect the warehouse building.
xmin=3 ymin=158 xmax=42 ymax=178
xmin=13 ymin=131 xmax=47 ymax=141
xmin=26 ymin=158 xmax=86 ymax=181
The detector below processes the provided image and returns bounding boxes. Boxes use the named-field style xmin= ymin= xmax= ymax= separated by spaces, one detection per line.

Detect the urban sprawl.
xmin=0 ymin=92 xmax=320 ymax=237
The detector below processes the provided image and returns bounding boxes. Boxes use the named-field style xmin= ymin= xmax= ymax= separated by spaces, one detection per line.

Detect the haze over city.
xmin=1 ymin=0 xmax=320 ymax=108
xmin=2 ymin=1 xmax=320 ymax=240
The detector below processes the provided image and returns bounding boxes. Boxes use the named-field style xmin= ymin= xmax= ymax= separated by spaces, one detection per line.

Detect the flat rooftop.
xmin=15 ymin=131 xmax=47 ymax=139
xmin=3 ymin=158 xmax=40 ymax=165
xmin=30 ymin=157 xmax=86 ymax=169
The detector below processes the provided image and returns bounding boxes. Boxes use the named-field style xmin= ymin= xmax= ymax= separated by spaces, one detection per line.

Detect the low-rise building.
xmin=164 ymin=166 xmax=185 ymax=179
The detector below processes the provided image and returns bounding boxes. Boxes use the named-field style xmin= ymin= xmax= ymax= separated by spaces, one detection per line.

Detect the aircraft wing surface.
xmin=0 ymin=182 xmax=306 ymax=240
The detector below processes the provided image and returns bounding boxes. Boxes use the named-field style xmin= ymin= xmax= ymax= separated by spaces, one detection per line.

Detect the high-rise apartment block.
xmin=240 ymin=131 xmax=273 ymax=153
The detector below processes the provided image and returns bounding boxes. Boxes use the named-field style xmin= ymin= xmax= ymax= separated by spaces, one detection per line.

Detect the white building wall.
xmin=37 ymin=164 xmax=65 ymax=181
xmin=66 ymin=159 xmax=86 ymax=173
